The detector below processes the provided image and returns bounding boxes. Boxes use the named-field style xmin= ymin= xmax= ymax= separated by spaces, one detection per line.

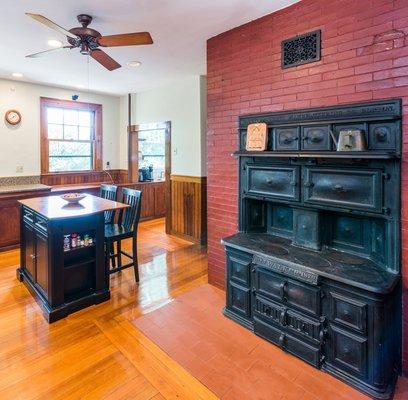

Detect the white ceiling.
xmin=0 ymin=0 xmax=299 ymax=96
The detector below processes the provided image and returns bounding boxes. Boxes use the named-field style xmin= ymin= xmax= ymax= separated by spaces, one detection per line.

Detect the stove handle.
xmin=279 ymin=309 xmax=287 ymax=326
xmin=279 ymin=281 xmax=288 ymax=300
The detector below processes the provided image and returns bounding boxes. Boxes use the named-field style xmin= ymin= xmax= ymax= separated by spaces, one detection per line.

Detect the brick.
xmin=323 ymin=68 xmax=354 ymax=80
xmin=355 ymin=60 xmax=393 ymax=74
xmin=308 ymin=62 xmax=339 ymax=75
xmin=356 ymin=79 xmax=394 ymax=92
xmin=337 ymin=73 xmax=372 ymax=87
xmin=394 ymin=56 xmax=408 ymax=67
xmin=207 ymin=0 xmax=408 ymax=373
xmin=373 ymin=66 xmax=408 ymax=80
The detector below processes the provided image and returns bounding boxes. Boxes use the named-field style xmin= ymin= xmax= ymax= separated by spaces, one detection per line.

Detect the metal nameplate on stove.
xmin=252 ymin=254 xmax=319 ymax=285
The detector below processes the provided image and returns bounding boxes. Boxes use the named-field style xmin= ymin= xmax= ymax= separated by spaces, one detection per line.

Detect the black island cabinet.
xmin=17 ymin=194 xmax=127 ymax=323
xmin=222 ymin=99 xmax=402 ymax=400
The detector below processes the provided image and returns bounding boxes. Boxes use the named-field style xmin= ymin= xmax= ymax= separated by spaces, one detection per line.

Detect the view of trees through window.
xmin=138 ymin=129 xmax=165 ymax=180
xmin=46 ymin=107 xmax=94 ymax=172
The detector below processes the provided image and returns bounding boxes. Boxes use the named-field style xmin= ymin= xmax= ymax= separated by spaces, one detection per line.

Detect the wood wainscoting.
xmin=169 ymin=175 xmax=207 ymax=245
xmin=40 ymin=169 xmax=128 ymax=186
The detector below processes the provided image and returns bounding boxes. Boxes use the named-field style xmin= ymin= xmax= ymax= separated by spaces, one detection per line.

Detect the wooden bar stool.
xmin=100 ymin=184 xmax=118 ymax=224
xmin=104 ymin=188 xmax=142 ymax=283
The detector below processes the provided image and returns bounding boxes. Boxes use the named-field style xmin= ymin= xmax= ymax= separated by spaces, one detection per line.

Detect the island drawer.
xmin=246 ymin=165 xmax=300 ymax=201
xmin=302 ymin=167 xmax=382 ymax=213
xmin=22 ymin=207 xmax=34 ymax=224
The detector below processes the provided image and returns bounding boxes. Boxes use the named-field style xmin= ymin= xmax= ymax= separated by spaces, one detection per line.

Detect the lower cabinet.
xmin=35 ymin=231 xmax=49 ymax=296
xmin=224 ymin=249 xmax=252 ymax=328
xmin=119 ymin=182 xmax=166 ymax=220
xmin=22 ymin=222 xmax=49 ymax=298
xmin=223 ymin=246 xmax=399 ymax=400
xmin=326 ymin=324 xmax=368 ymax=380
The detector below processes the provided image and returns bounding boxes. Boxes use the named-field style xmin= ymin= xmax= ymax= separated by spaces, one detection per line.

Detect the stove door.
xmin=303 ymin=167 xmax=382 ymax=213
xmin=246 ymin=164 xmax=300 ymax=201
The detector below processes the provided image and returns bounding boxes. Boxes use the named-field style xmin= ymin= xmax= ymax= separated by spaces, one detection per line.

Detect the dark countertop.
xmin=222 ymin=233 xmax=400 ymax=294
xmin=19 ymin=194 xmax=128 ymax=220
xmin=0 ymin=184 xmax=51 ymax=194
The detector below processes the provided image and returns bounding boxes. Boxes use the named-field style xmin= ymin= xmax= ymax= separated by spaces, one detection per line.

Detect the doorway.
xmin=128 ymin=122 xmax=171 ymax=230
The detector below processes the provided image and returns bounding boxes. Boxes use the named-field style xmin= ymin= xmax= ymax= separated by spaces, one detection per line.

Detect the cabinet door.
xmin=327 ymin=324 xmax=368 ymax=380
xmin=35 ymin=231 xmax=49 ymax=297
xmin=139 ymin=184 xmax=155 ymax=219
xmin=154 ymin=184 xmax=166 ymax=217
xmin=23 ymin=224 xmax=35 ymax=280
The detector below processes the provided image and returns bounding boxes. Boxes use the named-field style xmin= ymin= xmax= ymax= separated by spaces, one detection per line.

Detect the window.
xmin=138 ymin=129 xmax=166 ymax=180
xmin=40 ymin=97 xmax=102 ymax=173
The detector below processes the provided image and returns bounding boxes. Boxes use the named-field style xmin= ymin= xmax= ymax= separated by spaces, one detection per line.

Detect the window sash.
xmin=40 ymin=98 xmax=102 ymax=174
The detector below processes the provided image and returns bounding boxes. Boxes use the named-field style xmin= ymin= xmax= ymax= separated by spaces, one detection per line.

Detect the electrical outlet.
xmin=106 ymin=161 xmax=110 ymax=169
xmin=16 ymin=165 xmax=23 ymax=173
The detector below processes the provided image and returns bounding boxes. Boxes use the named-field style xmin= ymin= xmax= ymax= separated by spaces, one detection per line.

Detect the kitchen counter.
xmin=0 ymin=184 xmax=51 ymax=195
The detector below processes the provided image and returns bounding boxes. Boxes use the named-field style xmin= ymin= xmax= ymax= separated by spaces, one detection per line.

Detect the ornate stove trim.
xmin=239 ymin=99 xmax=401 ymax=128
xmin=252 ymin=254 xmax=319 ymax=285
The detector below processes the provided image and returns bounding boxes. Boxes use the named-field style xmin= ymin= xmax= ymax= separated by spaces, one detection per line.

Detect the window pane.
xmin=79 ymin=126 xmax=92 ymax=140
xmin=78 ymin=111 xmax=91 ymax=126
xmin=64 ymin=125 xmax=78 ymax=140
xmin=49 ymin=157 xmax=92 ymax=172
xmin=47 ymin=107 xmax=63 ymax=124
xmin=139 ymin=130 xmax=165 ymax=156
xmin=49 ymin=141 xmax=91 ymax=157
xmin=64 ymin=109 xmax=78 ymax=125
xmin=48 ymin=124 xmax=63 ymax=139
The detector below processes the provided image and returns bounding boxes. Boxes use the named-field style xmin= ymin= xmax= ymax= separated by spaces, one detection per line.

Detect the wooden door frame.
xmin=128 ymin=121 xmax=172 ymax=233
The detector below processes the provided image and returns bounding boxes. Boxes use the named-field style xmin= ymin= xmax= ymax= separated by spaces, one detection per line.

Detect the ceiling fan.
xmin=25 ymin=13 xmax=153 ymax=71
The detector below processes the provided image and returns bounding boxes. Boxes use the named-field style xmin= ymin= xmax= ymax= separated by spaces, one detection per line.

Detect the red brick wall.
xmin=207 ymin=0 xmax=408 ymax=374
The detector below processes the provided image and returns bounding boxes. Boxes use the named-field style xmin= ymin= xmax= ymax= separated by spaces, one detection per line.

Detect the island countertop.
xmin=19 ymin=194 xmax=128 ymax=220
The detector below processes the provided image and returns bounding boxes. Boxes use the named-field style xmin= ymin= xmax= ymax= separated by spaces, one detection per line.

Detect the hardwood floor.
xmin=0 ymin=218 xmax=215 ymax=400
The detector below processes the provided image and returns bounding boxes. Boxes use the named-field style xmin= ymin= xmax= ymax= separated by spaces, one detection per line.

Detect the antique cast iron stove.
xmin=222 ymin=100 xmax=402 ymax=399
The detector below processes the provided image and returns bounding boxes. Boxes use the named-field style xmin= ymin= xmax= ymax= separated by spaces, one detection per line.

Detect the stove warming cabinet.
xmin=222 ymin=100 xmax=402 ymax=399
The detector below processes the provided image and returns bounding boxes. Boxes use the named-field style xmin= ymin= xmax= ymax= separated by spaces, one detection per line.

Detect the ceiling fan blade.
xmin=97 ymin=32 xmax=153 ymax=47
xmin=26 ymin=46 xmax=72 ymax=58
xmin=91 ymin=49 xmax=121 ymax=71
xmin=26 ymin=13 xmax=78 ymax=40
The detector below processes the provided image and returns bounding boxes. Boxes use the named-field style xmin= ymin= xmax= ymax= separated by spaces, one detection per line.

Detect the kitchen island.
xmin=17 ymin=194 xmax=128 ymax=322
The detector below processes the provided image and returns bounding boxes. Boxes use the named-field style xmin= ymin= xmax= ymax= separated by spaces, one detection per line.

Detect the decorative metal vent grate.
xmin=281 ymin=30 xmax=321 ymax=69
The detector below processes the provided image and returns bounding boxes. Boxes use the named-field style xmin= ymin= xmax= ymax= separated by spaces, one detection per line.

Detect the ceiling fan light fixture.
xmin=47 ymin=39 xmax=63 ymax=48
xmin=12 ymin=72 xmax=23 ymax=78
xmin=80 ymin=43 xmax=90 ymax=55
xmin=127 ymin=60 xmax=142 ymax=67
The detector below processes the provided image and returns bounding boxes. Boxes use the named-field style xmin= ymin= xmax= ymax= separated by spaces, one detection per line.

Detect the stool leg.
xmin=132 ymin=236 xmax=139 ymax=283
xmin=117 ymin=240 xmax=122 ymax=270
xmin=110 ymin=242 xmax=116 ymax=268
xmin=105 ymin=241 xmax=111 ymax=273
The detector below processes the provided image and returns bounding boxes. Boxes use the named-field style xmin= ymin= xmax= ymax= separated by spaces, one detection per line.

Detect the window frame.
xmin=40 ymin=97 xmax=103 ymax=174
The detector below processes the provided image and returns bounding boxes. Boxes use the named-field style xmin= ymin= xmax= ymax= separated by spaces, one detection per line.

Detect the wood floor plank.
xmin=120 ymin=319 xmax=219 ymax=400
xmin=0 ymin=219 xmax=213 ymax=400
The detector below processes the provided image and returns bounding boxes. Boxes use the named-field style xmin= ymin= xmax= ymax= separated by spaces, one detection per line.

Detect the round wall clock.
xmin=5 ymin=109 xmax=22 ymax=125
